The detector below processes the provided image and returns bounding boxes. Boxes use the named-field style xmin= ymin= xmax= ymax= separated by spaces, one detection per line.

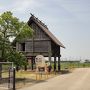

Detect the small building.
xmin=15 ymin=14 xmax=65 ymax=71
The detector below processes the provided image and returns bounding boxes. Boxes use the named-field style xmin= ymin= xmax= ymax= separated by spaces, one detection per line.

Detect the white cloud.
xmin=0 ymin=0 xmax=42 ymax=13
xmin=11 ymin=0 xmax=35 ymax=12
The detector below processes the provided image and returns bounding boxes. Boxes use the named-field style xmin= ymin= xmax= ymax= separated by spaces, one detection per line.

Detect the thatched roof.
xmin=28 ymin=14 xmax=65 ymax=48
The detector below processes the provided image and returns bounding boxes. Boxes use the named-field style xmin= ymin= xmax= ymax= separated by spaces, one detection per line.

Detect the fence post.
xmin=13 ymin=67 xmax=16 ymax=90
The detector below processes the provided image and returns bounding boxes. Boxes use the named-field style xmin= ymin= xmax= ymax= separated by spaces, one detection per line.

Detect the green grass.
xmin=51 ymin=61 xmax=90 ymax=70
xmin=61 ymin=62 xmax=90 ymax=69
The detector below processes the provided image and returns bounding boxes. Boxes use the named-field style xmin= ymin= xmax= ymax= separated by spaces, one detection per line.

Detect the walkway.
xmin=19 ymin=68 xmax=90 ymax=90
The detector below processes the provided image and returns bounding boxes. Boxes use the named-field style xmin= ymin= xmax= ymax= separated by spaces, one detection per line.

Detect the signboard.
xmin=35 ymin=55 xmax=46 ymax=68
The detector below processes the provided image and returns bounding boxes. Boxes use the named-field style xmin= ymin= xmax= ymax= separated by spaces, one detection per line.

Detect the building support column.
xmin=58 ymin=55 xmax=61 ymax=72
xmin=31 ymin=57 xmax=34 ymax=70
xmin=48 ymin=41 xmax=52 ymax=66
xmin=54 ymin=56 xmax=56 ymax=71
xmin=49 ymin=53 xmax=51 ymax=66
xmin=33 ymin=56 xmax=35 ymax=64
xmin=24 ymin=59 xmax=28 ymax=71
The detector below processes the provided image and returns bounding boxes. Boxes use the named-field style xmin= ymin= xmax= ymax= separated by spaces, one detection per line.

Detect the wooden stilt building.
xmin=15 ymin=14 xmax=65 ymax=71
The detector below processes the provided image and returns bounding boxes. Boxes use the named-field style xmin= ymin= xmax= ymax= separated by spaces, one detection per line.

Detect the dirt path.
xmin=19 ymin=68 xmax=90 ymax=90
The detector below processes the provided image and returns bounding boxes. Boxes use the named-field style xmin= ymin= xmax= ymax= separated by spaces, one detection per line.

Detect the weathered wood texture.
xmin=16 ymin=22 xmax=52 ymax=56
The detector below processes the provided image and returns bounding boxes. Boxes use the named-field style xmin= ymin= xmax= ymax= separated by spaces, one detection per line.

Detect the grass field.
xmin=51 ymin=61 xmax=90 ymax=70
xmin=15 ymin=70 xmax=57 ymax=89
xmin=61 ymin=61 xmax=90 ymax=69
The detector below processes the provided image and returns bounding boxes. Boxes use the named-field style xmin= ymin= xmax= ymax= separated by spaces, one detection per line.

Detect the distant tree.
xmin=85 ymin=59 xmax=90 ymax=63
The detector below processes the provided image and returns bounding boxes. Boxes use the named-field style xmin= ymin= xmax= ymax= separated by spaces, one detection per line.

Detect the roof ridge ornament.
xmin=30 ymin=13 xmax=48 ymax=29
xmin=30 ymin=13 xmax=34 ymax=16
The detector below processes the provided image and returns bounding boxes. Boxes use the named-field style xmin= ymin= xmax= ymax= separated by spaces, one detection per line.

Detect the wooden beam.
xmin=58 ymin=55 xmax=61 ymax=72
xmin=31 ymin=57 xmax=34 ymax=70
xmin=54 ymin=56 xmax=56 ymax=71
xmin=24 ymin=59 xmax=28 ymax=71
xmin=48 ymin=41 xmax=52 ymax=65
xmin=48 ymin=51 xmax=51 ymax=66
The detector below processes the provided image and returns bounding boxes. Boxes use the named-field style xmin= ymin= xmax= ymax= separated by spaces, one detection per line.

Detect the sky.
xmin=0 ymin=0 xmax=90 ymax=60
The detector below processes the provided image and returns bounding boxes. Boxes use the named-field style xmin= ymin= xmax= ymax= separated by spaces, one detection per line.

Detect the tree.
xmin=85 ymin=59 xmax=90 ymax=63
xmin=5 ymin=49 xmax=28 ymax=71
xmin=0 ymin=11 xmax=33 ymax=74
xmin=0 ymin=11 xmax=33 ymax=60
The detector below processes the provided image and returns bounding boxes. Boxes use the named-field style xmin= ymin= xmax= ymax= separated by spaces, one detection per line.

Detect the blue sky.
xmin=0 ymin=0 xmax=90 ymax=60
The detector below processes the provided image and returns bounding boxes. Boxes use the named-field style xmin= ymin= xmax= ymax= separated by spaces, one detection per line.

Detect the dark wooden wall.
xmin=31 ymin=22 xmax=50 ymax=40
xmin=51 ymin=41 xmax=60 ymax=57
xmin=16 ymin=21 xmax=60 ymax=57
xmin=16 ymin=22 xmax=51 ymax=56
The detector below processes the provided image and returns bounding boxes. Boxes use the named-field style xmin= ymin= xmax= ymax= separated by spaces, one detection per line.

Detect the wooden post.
xmin=24 ymin=59 xmax=28 ymax=71
xmin=49 ymin=53 xmax=51 ymax=66
xmin=13 ymin=67 xmax=16 ymax=90
xmin=48 ymin=42 xmax=52 ymax=66
xmin=33 ymin=56 xmax=35 ymax=64
xmin=24 ymin=65 xmax=27 ymax=71
xmin=32 ymin=30 xmax=34 ymax=70
xmin=31 ymin=57 xmax=34 ymax=70
xmin=0 ymin=63 xmax=2 ymax=79
xmin=54 ymin=56 xmax=56 ymax=71
xmin=58 ymin=55 xmax=61 ymax=72
xmin=0 ymin=60 xmax=3 ymax=79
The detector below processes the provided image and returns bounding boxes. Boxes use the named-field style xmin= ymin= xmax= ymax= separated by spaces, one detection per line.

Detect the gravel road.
xmin=19 ymin=68 xmax=90 ymax=90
